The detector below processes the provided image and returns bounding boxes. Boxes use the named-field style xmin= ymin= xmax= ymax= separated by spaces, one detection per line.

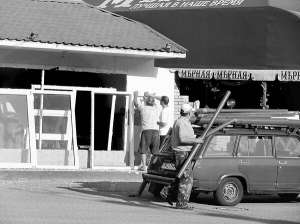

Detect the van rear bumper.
xmin=142 ymin=173 xmax=176 ymax=185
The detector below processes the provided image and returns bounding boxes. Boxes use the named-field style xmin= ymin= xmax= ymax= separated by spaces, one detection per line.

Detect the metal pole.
xmin=177 ymin=91 xmax=231 ymax=179
xmin=38 ymin=70 xmax=45 ymax=150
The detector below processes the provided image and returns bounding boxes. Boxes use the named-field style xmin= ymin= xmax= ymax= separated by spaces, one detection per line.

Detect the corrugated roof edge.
xmin=34 ymin=0 xmax=187 ymax=53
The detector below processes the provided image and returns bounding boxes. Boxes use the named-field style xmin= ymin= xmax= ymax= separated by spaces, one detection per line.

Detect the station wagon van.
xmin=144 ymin=127 xmax=300 ymax=206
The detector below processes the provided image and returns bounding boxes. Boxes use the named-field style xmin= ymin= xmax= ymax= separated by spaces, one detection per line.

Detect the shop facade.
xmin=0 ymin=0 xmax=186 ymax=169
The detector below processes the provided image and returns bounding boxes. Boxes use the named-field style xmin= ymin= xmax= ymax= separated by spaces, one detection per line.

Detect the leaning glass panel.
xmin=34 ymin=94 xmax=75 ymax=166
xmin=0 ymin=94 xmax=30 ymax=163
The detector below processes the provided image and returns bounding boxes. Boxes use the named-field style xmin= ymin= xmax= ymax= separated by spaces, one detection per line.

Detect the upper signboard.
xmin=177 ymin=69 xmax=300 ymax=81
xmin=83 ymin=0 xmax=269 ymax=11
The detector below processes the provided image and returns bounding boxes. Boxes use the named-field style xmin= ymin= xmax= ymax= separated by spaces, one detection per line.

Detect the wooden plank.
xmin=123 ymin=96 xmax=129 ymax=152
xmin=90 ymin=92 xmax=95 ymax=168
xmin=35 ymin=134 xmax=68 ymax=140
xmin=128 ymin=94 xmax=134 ymax=169
xmin=0 ymin=89 xmax=30 ymax=94
xmin=34 ymin=110 xmax=71 ymax=116
xmin=71 ymin=91 xmax=79 ymax=168
xmin=27 ymin=93 xmax=37 ymax=167
xmin=38 ymin=70 xmax=45 ymax=150
xmin=107 ymin=95 xmax=116 ymax=151
xmin=32 ymin=84 xmax=117 ymax=93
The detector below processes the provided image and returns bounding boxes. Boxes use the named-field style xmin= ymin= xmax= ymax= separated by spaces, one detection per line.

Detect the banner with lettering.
xmin=83 ymin=0 xmax=268 ymax=11
xmin=177 ymin=69 xmax=300 ymax=81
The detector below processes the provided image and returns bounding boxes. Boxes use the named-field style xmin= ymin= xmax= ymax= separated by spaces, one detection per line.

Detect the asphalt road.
xmin=0 ymin=180 xmax=299 ymax=224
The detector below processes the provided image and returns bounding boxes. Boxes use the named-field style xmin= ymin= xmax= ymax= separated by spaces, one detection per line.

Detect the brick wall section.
xmin=174 ymin=84 xmax=189 ymax=120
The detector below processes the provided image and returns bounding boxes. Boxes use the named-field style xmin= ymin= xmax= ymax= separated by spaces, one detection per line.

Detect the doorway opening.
xmin=178 ymin=78 xmax=262 ymax=109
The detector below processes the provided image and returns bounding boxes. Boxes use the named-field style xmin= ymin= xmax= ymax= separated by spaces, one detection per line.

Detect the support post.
xmin=107 ymin=95 xmax=116 ymax=151
xmin=129 ymin=94 xmax=134 ymax=169
xmin=90 ymin=92 xmax=95 ymax=168
xmin=38 ymin=70 xmax=45 ymax=150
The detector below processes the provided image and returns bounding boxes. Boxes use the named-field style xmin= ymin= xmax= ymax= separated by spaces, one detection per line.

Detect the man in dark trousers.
xmin=171 ymin=103 xmax=203 ymax=209
xmin=134 ymin=91 xmax=160 ymax=171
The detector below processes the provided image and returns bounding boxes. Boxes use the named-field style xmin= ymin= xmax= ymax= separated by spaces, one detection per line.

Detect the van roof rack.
xmin=195 ymin=109 xmax=300 ymax=129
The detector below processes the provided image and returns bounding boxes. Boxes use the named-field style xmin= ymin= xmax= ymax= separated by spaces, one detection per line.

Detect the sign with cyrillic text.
xmin=177 ymin=69 xmax=300 ymax=81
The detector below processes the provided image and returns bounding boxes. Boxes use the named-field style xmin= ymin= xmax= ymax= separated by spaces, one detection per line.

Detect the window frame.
xmin=274 ymin=135 xmax=300 ymax=159
xmin=202 ymin=134 xmax=238 ymax=158
xmin=236 ymin=135 xmax=275 ymax=158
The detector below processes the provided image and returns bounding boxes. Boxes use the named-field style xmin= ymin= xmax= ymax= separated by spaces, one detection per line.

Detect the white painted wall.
xmin=127 ymin=68 xmax=175 ymax=161
xmin=0 ymin=47 xmax=156 ymax=77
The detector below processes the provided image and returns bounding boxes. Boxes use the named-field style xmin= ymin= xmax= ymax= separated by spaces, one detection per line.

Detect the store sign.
xmin=83 ymin=0 xmax=268 ymax=11
xmin=177 ymin=69 xmax=300 ymax=81
xmin=277 ymin=70 xmax=300 ymax=81
xmin=178 ymin=69 xmax=253 ymax=81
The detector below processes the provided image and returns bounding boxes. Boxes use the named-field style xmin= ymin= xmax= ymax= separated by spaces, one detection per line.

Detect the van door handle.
xmin=240 ymin=160 xmax=249 ymax=165
xmin=278 ymin=161 xmax=287 ymax=165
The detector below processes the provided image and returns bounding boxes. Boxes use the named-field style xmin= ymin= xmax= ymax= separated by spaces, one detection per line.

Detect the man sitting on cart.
xmin=170 ymin=103 xmax=203 ymax=209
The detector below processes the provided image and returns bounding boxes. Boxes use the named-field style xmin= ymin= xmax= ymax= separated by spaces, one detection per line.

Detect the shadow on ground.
xmin=192 ymin=193 xmax=300 ymax=205
xmin=58 ymin=182 xmax=300 ymax=224
xmin=58 ymin=181 xmax=300 ymax=209
xmin=58 ymin=181 xmax=173 ymax=210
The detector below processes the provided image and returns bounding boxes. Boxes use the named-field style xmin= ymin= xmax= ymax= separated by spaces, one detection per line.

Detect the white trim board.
xmin=0 ymin=39 xmax=186 ymax=59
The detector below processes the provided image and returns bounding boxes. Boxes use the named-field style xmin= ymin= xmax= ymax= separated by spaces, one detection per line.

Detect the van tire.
xmin=214 ymin=177 xmax=244 ymax=206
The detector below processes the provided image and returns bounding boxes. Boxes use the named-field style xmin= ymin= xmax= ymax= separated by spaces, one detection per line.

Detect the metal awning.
xmin=83 ymin=0 xmax=300 ymax=12
xmin=83 ymin=0 xmax=300 ymax=71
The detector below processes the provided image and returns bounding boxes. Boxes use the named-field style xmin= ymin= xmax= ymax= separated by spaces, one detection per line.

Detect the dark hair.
xmin=160 ymin=96 xmax=169 ymax=105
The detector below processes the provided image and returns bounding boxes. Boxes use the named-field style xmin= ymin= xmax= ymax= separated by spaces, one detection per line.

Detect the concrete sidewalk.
xmin=0 ymin=169 xmax=144 ymax=193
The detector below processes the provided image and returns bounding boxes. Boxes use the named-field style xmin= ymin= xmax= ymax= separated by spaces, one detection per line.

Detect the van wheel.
xmin=214 ymin=177 xmax=243 ymax=206
xmin=278 ymin=193 xmax=299 ymax=200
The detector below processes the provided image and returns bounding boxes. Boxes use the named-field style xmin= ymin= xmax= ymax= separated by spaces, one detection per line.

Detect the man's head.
xmin=145 ymin=95 xmax=155 ymax=106
xmin=160 ymin=96 xmax=169 ymax=107
xmin=180 ymin=103 xmax=193 ymax=117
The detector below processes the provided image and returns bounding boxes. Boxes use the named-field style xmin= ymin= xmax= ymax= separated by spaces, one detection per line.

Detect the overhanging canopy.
xmin=83 ymin=0 xmax=300 ymax=80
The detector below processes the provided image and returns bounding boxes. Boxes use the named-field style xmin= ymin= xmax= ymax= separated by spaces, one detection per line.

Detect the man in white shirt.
xmin=157 ymin=96 xmax=172 ymax=146
xmin=134 ymin=91 xmax=160 ymax=171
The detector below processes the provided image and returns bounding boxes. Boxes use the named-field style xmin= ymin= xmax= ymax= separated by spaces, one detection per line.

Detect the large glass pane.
xmin=34 ymin=93 xmax=75 ymax=166
xmin=35 ymin=116 xmax=68 ymax=134
xmin=34 ymin=94 xmax=70 ymax=110
xmin=0 ymin=94 xmax=30 ymax=163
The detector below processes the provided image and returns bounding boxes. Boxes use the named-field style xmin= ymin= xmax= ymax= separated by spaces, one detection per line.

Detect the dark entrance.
xmin=0 ymin=67 xmax=127 ymax=149
xmin=178 ymin=78 xmax=262 ymax=109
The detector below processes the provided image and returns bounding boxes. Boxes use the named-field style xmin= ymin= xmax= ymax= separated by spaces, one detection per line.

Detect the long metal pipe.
xmin=196 ymin=108 xmax=289 ymax=114
xmin=205 ymin=119 xmax=237 ymax=137
xmin=197 ymin=118 xmax=300 ymax=127
xmin=177 ymin=91 xmax=231 ymax=178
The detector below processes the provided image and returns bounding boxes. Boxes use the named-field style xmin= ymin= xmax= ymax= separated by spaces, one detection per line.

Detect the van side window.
xmin=275 ymin=136 xmax=300 ymax=158
xmin=237 ymin=136 xmax=273 ymax=157
xmin=204 ymin=135 xmax=236 ymax=157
